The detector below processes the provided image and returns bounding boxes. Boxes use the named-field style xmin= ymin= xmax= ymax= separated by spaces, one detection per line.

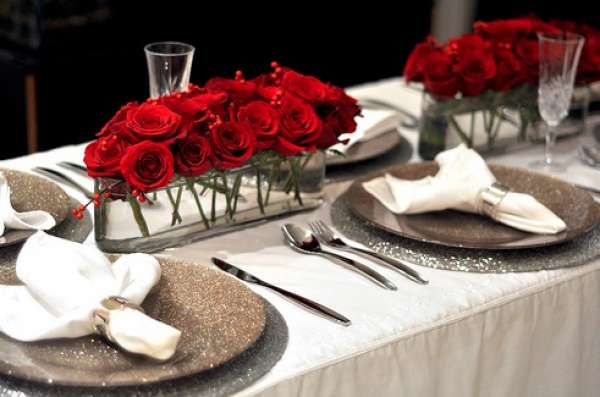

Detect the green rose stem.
xmin=264 ymin=159 xmax=281 ymax=206
xmin=231 ymin=173 xmax=243 ymax=213
xmin=289 ymin=157 xmax=304 ymax=206
xmin=166 ymin=187 xmax=183 ymax=226
xmin=255 ymin=165 xmax=265 ymax=214
xmin=220 ymin=173 xmax=233 ymax=220
xmin=185 ymin=179 xmax=210 ymax=229
xmin=211 ymin=176 xmax=217 ymax=223
xmin=448 ymin=116 xmax=472 ymax=147
xmin=128 ymin=194 xmax=150 ymax=238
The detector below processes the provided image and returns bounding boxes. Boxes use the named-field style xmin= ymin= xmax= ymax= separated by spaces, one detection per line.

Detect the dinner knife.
xmin=211 ymin=257 xmax=351 ymax=326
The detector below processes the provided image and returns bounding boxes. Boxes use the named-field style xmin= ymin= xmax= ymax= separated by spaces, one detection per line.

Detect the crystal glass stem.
xmin=544 ymin=124 xmax=557 ymax=166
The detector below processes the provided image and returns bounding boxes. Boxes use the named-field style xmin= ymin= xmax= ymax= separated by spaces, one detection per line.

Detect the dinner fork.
xmin=308 ymin=220 xmax=428 ymax=285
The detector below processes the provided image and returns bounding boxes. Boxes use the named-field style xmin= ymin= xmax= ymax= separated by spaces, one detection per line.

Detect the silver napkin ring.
xmin=92 ymin=296 xmax=144 ymax=343
xmin=477 ymin=182 xmax=510 ymax=219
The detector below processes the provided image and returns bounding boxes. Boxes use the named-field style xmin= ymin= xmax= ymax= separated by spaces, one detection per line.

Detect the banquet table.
xmin=1 ymin=78 xmax=600 ymax=397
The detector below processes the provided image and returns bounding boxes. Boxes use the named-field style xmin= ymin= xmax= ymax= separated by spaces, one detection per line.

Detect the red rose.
xmin=84 ymin=133 xmax=130 ymax=178
xmin=174 ymin=134 xmax=213 ymax=177
xmin=404 ymin=37 xmax=440 ymax=82
xmin=421 ymin=51 xmax=460 ymax=98
xmin=274 ymin=94 xmax=322 ymax=156
xmin=160 ymin=94 xmax=210 ymax=124
xmin=281 ymin=70 xmax=328 ymax=104
xmin=491 ymin=48 xmax=526 ymax=91
xmin=238 ymin=101 xmax=280 ymax=150
xmin=316 ymin=86 xmax=360 ymax=149
xmin=205 ymin=77 xmax=257 ymax=104
xmin=97 ymin=102 xmax=138 ymax=138
xmin=475 ymin=17 xmax=559 ymax=43
xmin=120 ymin=141 xmax=174 ymax=192
xmin=515 ymin=38 xmax=540 ymax=82
xmin=578 ymin=25 xmax=600 ymax=83
xmin=209 ymin=121 xmax=256 ymax=169
xmin=124 ymin=102 xmax=183 ymax=144
xmin=253 ymin=74 xmax=281 ymax=102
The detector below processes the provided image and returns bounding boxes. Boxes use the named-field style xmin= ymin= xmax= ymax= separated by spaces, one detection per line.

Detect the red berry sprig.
xmin=71 ymin=180 xmax=124 ymax=220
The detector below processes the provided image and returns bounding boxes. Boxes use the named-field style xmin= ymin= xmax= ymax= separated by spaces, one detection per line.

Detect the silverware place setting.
xmin=308 ymin=220 xmax=428 ymax=285
xmin=281 ymin=223 xmax=398 ymax=290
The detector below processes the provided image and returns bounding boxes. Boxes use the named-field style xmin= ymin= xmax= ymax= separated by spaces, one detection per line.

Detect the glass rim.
xmin=537 ymin=31 xmax=585 ymax=44
xmin=144 ymin=41 xmax=195 ymax=56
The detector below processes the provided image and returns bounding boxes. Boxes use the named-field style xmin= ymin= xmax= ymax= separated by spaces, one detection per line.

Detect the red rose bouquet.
xmin=406 ymin=16 xmax=600 ymax=158
xmin=81 ymin=63 xmax=360 ymax=240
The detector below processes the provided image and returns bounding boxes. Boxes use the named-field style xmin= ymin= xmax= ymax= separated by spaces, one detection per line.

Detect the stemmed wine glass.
xmin=532 ymin=31 xmax=584 ymax=170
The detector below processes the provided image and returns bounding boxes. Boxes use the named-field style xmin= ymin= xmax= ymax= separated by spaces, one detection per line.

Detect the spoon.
xmin=281 ymin=223 xmax=397 ymax=290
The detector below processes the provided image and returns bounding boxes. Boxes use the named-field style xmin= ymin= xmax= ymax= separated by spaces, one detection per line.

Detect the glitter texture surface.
xmin=345 ymin=162 xmax=600 ymax=250
xmin=332 ymin=195 xmax=600 ymax=272
xmin=0 ymin=196 xmax=92 ymax=274
xmin=0 ymin=257 xmax=269 ymax=387
xmin=0 ymin=169 xmax=71 ymax=247
xmin=0 ymin=299 xmax=286 ymax=397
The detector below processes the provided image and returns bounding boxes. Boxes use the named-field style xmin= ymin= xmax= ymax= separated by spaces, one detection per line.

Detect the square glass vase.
xmin=94 ymin=151 xmax=325 ymax=253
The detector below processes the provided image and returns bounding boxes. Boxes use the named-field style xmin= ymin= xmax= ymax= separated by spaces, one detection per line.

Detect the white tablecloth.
xmin=1 ymin=78 xmax=600 ymax=397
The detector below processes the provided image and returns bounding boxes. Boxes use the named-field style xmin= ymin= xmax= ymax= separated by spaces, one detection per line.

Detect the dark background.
xmin=1 ymin=0 xmax=598 ymax=160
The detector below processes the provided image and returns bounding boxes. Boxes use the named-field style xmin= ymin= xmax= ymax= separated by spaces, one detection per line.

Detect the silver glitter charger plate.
xmin=0 ymin=257 xmax=271 ymax=387
xmin=332 ymin=193 xmax=600 ymax=273
xmin=346 ymin=163 xmax=600 ymax=250
xmin=0 ymin=299 xmax=287 ymax=397
xmin=0 ymin=168 xmax=71 ymax=248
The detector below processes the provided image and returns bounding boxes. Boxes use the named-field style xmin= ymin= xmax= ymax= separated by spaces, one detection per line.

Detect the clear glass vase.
xmin=417 ymin=85 xmax=589 ymax=160
xmin=94 ymin=151 xmax=325 ymax=253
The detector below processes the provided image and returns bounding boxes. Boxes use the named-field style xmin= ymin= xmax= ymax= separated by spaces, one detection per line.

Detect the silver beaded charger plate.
xmin=332 ymin=193 xmax=600 ymax=272
xmin=346 ymin=163 xmax=600 ymax=250
xmin=0 ymin=168 xmax=71 ymax=248
xmin=0 ymin=257 xmax=287 ymax=391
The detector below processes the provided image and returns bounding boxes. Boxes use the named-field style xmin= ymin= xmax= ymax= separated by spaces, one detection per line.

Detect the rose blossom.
xmin=174 ymin=134 xmax=213 ymax=177
xmin=210 ymin=121 xmax=256 ymax=169
xmin=96 ymin=101 xmax=138 ymax=138
xmin=123 ymin=102 xmax=183 ymax=144
xmin=238 ymin=101 xmax=280 ymax=150
xmin=421 ymin=51 xmax=460 ymax=97
xmin=205 ymin=77 xmax=257 ymax=104
xmin=316 ymin=86 xmax=360 ymax=148
xmin=491 ymin=48 xmax=526 ymax=91
xmin=274 ymin=94 xmax=322 ymax=156
xmin=281 ymin=70 xmax=328 ymax=104
xmin=84 ymin=133 xmax=130 ymax=178
xmin=404 ymin=37 xmax=441 ymax=82
xmin=120 ymin=141 xmax=174 ymax=191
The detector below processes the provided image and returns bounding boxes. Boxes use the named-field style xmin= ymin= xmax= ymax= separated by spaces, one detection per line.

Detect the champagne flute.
xmin=532 ymin=31 xmax=584 ymax=170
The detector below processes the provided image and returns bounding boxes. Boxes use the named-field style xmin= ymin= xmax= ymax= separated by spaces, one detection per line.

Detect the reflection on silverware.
xmin=281 ymin=223 xmax=397 ymax=290
xmin=309 ymin=220 xmax=428 ymax=285
xmin=211 ymin=257 xmax=351 ymax=326
xmin=32 ymin=166 xmax=94 ymax=199
xmin=358 ymin=98 xmax=419 ymax=129
xmin=57 ymin=161 xmax=89 ymax=177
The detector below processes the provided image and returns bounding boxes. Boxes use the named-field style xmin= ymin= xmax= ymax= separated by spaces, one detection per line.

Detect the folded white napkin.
xmin=0 ymin=173 xmax=55 ymax=237
xmin=330 ymin=108 xmax=402 ymax=154
xmin=363 ymin=145 xmax=567 ymax=234
xmin=0 ymin=231 xmax=181 ymax=361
